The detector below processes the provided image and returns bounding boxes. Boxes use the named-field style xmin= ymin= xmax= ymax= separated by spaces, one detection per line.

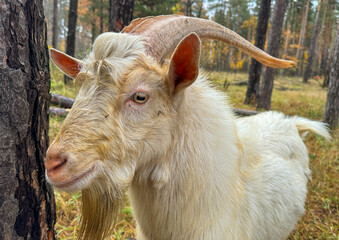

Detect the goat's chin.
xmin=49 ymin=162 xmax=101 ymax=193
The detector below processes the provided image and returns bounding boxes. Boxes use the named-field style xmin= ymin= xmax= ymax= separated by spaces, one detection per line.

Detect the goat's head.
xmin=45 ymin=15 xmax=295 ymax=239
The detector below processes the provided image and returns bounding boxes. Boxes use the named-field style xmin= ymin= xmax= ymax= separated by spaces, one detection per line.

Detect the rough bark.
xmin=303 ymin=0 xmax=323 ymax=83
xmin=64 ymin=0 xmax=78 ymax=84
xmin=323 ymin=23 xmax=339 ymax=129
xmin=257 ymin=0 xmax=288 ymax=110
xmin=244 ymin=0 xmax=272 ymax=105
xmin=108 ymin=0 xmax=135 ymax=32
xmin=0 ymin=0 xmax=56 ymax=239
xmin=52 ymin=0 xmax=58 ymax=48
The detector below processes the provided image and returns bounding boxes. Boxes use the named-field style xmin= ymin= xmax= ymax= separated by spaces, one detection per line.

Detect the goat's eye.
xmin=132 ymin=92 xmax=148 ymax=104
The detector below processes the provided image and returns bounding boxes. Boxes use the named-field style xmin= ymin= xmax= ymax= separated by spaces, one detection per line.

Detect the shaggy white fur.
xmin=46 ymin=32 xmax=330 ymax=240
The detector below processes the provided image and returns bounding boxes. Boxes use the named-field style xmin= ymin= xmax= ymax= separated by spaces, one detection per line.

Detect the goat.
xmin=45 ymin=15 xmax=330 ymax=240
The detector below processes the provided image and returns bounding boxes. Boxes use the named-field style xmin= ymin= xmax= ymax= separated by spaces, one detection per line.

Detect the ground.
xmin=49 ymin=66 xmax=338 ymax=240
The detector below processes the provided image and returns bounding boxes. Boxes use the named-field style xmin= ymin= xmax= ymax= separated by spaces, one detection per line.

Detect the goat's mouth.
xmin=51 ymin=164 xmax=98 ymax=191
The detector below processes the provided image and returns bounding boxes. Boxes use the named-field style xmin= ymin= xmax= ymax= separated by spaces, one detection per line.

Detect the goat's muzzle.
xmin=45 ymin=144 xmax=70 ymax=184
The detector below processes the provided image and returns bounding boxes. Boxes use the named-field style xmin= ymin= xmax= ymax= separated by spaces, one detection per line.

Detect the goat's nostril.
xmin=45 ymin=152 xmax=68 ymax=175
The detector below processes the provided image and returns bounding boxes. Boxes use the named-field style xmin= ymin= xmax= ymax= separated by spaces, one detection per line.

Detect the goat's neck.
xmin=129 ymin=78 xmax=243 ymax=238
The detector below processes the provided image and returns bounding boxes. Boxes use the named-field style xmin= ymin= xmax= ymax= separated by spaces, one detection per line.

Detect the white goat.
xmin=45 ymin=15 xmax=330 ymax=240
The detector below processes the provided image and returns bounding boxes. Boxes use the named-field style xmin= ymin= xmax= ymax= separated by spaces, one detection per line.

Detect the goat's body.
xmin=129 ymin=76 xmax=327 ymax=240
xmin=47 ymin=30 xmax=330 ymax=240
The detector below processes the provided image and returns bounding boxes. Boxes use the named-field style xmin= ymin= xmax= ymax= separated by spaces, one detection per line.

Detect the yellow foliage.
xmin=59 ymin=39 xmax=66 ymax=52
xmin=304 ymin=51 xmax=308 ymax=60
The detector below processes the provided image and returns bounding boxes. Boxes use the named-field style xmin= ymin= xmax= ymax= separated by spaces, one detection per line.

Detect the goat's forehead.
xmin=76 ymin=60 xmax=167 ymax=100
xmin=121 ymin=63 xmax=168 ymax=91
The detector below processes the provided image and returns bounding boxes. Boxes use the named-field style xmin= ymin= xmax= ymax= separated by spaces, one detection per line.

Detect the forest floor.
xmin=49 ymin=67 xmax=338 ymax=240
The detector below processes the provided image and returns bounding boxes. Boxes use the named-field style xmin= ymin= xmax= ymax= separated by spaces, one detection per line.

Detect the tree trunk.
xmin=100 ymin=0 xmax=104 ymax=33
xmin=244 ymin=0 xmax=272 ymax=105
xmin=184 ymin=0 xmax=193 ymax=16
xmin=296 ymin=0 xmax=310 ymax=72
xmin=0 ymin=1 xmax=56 ymax=239
xmin=52 ymin=0 xmax=58 ymax=48
xmin=108 ymin=0 xmax=134 ymax=32
xmin=257 ymin=0 xmax=288 ymax=110
xmin=90 ymin=3 xmax=98 ymax=44
xmin=320 ymin=16 xmax=332 ymax=75
xmin=283 ymin=0 xmax=294 ymax=57
xmin=323 ymin=23 xmax=339 ymax=129
xmin=303 ymin=0 xmax=323 ymax=83
xmin=323 ymin=21 xmax=336 ymax=88
xmin=64 ymin=0 xmax=78 ymax=84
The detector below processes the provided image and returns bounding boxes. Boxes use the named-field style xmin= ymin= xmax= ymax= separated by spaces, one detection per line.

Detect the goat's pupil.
xmin=137 ymin=95 xmax=145 ymax=101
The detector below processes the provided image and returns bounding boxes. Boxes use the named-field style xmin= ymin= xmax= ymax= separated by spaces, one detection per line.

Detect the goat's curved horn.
xmin=122 ymin=15 xmax=296 ymax=68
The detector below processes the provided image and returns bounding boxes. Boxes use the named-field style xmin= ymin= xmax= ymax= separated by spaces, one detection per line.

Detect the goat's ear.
xmin=50 ymin=48 xmax=83 ymax=78
xmin=167 ymin=33 xmax=200 ymax=95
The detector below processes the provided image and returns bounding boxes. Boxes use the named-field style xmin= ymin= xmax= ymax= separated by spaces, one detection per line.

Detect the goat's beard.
xmin=79 ymin=175 xmax=126 ymax=240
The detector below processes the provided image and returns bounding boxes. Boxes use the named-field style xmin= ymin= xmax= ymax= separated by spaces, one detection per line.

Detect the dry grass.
xmin=50 ymin=69 xmax=338 ymax=239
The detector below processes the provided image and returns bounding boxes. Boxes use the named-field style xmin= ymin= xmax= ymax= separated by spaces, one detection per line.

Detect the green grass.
xmin=50 ymin=64 xmax=77 ymax=99
xmin=50 ymin=67 xmax=338 ymax=239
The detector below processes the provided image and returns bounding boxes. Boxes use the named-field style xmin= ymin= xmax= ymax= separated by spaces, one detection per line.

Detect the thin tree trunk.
xmin=0 ymin=0 xmax=56 ymax=239
xmin=195 ymin=0 xmax=204 ymax=18
xmin=303 ymin=0 xmax=323 ymax=83
xmin=323 ymin=23 xmax=339 ymax=128
xmin=316 ymin=0 xmax=328 ymax=70
xmin=283 ymin=23 xmax=291 ymax=56
xmin=64 ymin=0 xmax=78 ymax=84
xmin=52 ymin=0 xmax=58 ymax=48
xmin=90 ymin=3 xmax=97 ymax=44
xmin=323 ymin=23 xmax=336 ymax=88
xmin=296 ymin=0 xmax=310 ymax=63
xmin=108 ymin=0 xmax=134 ymax=32
xmin=185 ymin=0 xmax=193 ymax=16
xmin=257 ymin=0 xmax=289 ymax=110
xmin=91 ymin=21 xmax=97 ymax=44
xmin=283 ymin=0 xmax=294 ymax=56
xmin=244 ymin=0 xmax=272 ymax=105
xmin=100 ymin=0 xmax=104 ymax=33
xmin=320 ymin=17 xmax=332 ymax=75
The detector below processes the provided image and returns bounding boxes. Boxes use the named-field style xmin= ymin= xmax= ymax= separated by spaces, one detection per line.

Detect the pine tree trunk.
xmin=257 ymin=0 xmax=288 ymax=110
xmin=283 ymin=0 xmax=294 ymax=57
xmin=296 ymin=0 xmax=310 ymax=66
xmin=52 ymin=0 xmax=58 ymax=48
xmin=185 ymin=0 xmax=193 ymax=16
xmin=323 ymin=23 xmax=339 ymax=129
xmin=108 ymin=0 xmax=134 ymax=32
xmin=303 ymin=0 xmax=323 ymax=83
xmin=90 ymin=3 xmax=97 ymax=44
xmin=100 ymin=0 xmax=104 ymax=33
xmin=64 ymin=0 xmax=78 ymax=84
xmin=320 ymin=18 xmax=332 ymax=75
xmin=244 ymin=0 xmax=272 ymax=105
xmin=0 ymin=0 xmax=56 ymax=239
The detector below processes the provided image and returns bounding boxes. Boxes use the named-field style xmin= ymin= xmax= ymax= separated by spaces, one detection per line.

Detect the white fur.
xmin=49 ymin=32 xmax=330 ymax=240
xmin=129 ymin=78 xmax=330 ymax=240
